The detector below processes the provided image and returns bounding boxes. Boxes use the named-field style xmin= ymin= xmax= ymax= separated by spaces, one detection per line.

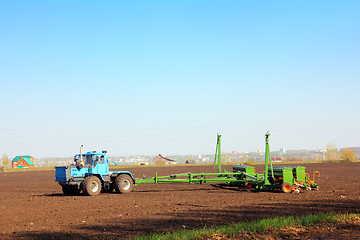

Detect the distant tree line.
xmin=326 ymin=141 xmax=357 ymax=162
xmin=339 ymin=148 xmax=357 ymax=162
xmin=1 ymin=153 xmax=10 ymax=171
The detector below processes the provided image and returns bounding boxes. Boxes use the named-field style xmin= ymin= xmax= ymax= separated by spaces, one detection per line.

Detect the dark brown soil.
xmin=0 ymin=162 xmax=359 ymax=239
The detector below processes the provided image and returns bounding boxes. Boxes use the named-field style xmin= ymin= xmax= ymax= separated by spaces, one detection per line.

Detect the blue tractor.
xmin=55 ymin=149 xmax=135 ymax=196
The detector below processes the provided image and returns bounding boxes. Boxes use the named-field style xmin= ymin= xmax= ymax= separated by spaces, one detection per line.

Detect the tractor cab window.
xmin=74 ymin=154 xmax=85 ymax=167
xmin=74 ymin=154 xmax=85 ymax=162
xmin=84 ymin=155 xmax=93 ymax=167
xmin=74 ymin=154 xmax=79 ymax=162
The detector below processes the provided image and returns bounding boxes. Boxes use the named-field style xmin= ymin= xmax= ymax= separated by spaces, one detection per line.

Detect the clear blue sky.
xmin=1 ymin=1 xmax=359 ymax=158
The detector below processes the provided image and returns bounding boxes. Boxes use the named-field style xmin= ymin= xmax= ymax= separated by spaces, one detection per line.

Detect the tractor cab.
xmin=74 ymin=151 xmax=109 ymax=176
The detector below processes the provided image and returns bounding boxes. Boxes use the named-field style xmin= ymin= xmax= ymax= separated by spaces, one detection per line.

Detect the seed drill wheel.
xmin=114 ymin=174 xmax=133 ymax=194
xmin=281 ymin=182 xmax=292 ymax=193
xmin=82 ymin=176 xmax=102 ymax=196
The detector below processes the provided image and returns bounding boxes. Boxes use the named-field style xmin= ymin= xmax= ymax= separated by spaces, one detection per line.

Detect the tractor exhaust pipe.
xmin=80 ymin=144 xmax=83 ymax=165
xmin=76 ymin=145 xmax=84 ymax=170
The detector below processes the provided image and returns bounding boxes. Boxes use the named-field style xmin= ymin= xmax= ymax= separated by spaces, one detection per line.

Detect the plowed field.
xmin=0 ymin=162 xmax=359 ymax=239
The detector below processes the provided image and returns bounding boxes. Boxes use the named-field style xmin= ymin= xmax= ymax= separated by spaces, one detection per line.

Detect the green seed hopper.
xmin=136 ymin=132 xmax=319 ymax=193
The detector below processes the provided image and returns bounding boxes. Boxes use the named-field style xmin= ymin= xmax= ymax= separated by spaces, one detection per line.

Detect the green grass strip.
xmin=3 ymin=166 xmax=55 ymax=172
xmin=130 ymin=212 xmax=359 ymax=240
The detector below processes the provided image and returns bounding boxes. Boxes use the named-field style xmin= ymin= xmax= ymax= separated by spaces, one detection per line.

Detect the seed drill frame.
xmin=136 ymin=132 xmax=319 ymax=193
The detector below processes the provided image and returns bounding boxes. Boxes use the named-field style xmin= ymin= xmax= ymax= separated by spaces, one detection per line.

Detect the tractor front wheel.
xmin=114 ymin=174 xmax=133 ymax=194
xmin=281 ymin=182 xmax=292 ymax=193
xmin=82 ymin=176 xmax=101 ymax=196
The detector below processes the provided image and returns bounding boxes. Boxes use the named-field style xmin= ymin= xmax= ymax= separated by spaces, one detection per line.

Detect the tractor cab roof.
xmin=84 ymin=151 xmax=107 ymax=156
xmin=74 ymin=151 xmax=107 ymax=160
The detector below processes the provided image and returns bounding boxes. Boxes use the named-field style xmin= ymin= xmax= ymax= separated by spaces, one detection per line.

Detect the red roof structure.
xmin=153 ymin=154 xmax=176 ymax=165
xmin=12 ymin=156 xmax=35 ymax=168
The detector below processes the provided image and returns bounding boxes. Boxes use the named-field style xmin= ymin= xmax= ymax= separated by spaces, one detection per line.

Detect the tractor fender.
xmin=113 ymin=172 xmax=135 ymax=184
xmin=87 ymin=174 xmax=104 ymax=182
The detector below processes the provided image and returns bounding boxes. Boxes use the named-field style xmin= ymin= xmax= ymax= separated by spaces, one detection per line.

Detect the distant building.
xmin=198 ymin=157 xmax=211 ymax=163
xmin=136 ymin=161 xmax=149 ymax=166
xmin=185 ymin=159 xmax=195 ymax=164
xmin=153 ymin=154 xmax=176 ymax=165
xmin=271 ymin=157 xmax=282 ymax=163
xmin=12 ymin=155 xmax=35 ymax=168
xmin=280 ymin=148 xmax=286 ymax=154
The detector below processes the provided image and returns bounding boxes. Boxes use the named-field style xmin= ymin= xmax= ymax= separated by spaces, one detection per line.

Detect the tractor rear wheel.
xmin=281 ymin=182 xmax=292 ymax=193
xmin=114 ymin=174 xmax=133 ymax=194
xmin=82 ymin=176 xmax=101 ymax=196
